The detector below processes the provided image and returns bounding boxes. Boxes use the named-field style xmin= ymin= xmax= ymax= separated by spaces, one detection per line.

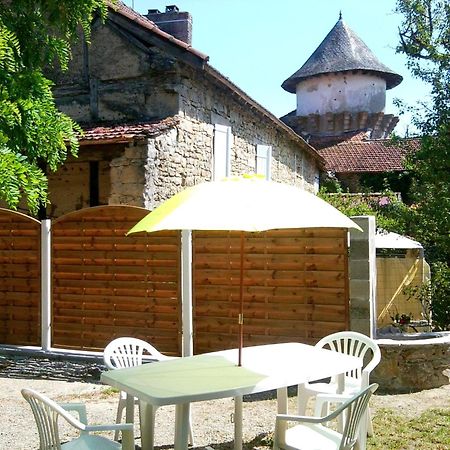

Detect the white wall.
xmin=296 ymin=72 xmax=386 ymax=116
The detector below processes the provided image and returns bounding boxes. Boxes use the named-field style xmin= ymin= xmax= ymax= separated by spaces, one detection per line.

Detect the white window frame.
xmin=256 ymin=144 xmax=272 ymax=180
xmin=213 ymin=124 xmax=232 ymax=180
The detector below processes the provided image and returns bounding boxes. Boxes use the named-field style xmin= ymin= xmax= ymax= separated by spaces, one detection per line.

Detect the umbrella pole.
xmin=238 ymin=232 xmax=244 ymax=366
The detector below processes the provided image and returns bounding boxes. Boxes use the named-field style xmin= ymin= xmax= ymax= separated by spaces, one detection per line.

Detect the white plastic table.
xmin=101 ymin=342 xmax=361 ymax=450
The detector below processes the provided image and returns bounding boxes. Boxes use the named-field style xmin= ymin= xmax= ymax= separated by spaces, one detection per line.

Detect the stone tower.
xmin=281 ymin=15 xmax=403 ymax=140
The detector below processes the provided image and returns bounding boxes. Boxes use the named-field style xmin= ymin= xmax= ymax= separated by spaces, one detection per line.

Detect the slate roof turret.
xmin=282 ymin=17 xmax=403 ymax=93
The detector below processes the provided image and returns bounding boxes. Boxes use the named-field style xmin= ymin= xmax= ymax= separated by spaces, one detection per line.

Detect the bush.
xmin=319 ymin=189 xmax=411 ymax=235
xmin=404 ymin=262 xmax=450 ymax=331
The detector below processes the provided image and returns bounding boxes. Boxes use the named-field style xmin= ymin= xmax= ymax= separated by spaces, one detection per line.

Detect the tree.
xmin=0 ymin=0 xmax=108 ymax=216
xmin=396 ymin=0 xmax=450 ymax=330
xmin=396 ymin=0 xmax=450 ymax=265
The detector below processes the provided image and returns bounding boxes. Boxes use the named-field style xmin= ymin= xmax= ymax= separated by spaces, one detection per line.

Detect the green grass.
xmin=99 ymin=386 xmax=119 ymax=398
xmin=241 ymin=408 xmax=450 ymax=450
xmin=368 ymin=408 xmax=450 ymax=449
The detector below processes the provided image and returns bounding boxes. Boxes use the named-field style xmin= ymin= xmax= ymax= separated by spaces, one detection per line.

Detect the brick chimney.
xmin=146 ymin=5 xmax=192 ymax=45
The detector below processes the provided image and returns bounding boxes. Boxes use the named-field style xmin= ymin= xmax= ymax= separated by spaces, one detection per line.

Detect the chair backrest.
xmin=316 ymin=331 xmax=381 ymax=381
xmin=338 ymin=383 xmax=378 ymax=450
xmin=103 ymin=336 xmax=170 ymax=370
xmin=21 ymin=388 xmax=84 ymax=450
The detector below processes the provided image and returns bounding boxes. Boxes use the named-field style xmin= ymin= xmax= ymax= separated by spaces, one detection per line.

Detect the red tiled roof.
xmin=79 ymin=117 xmax=179 ymax=144
xmin=317 ymin=138 xmax=420 ymax=173
xmin=312 ymin=131 xmax=372 ymax=148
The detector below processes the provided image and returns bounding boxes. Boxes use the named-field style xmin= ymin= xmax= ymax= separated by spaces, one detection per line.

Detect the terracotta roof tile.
xmin=312 ymin=131 xmax=372 ymax=148
xmin=79 ymin=117 xmax=179 ymax=144
xmin=317 ymin=138 xmax=420 ymax=173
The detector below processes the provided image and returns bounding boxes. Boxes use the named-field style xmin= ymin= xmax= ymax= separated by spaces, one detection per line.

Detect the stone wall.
xmin=48 ymin=11 xmax=321 ymax=213
xmin=52 ymin=22 xmax=180 ymax=124
xmin=47 ymin=147 xmax=115 ymax=217
xmin=178 ymin=69 xmax=319 ymax=191
xmin=372 ymin=336 xmax=450 ymax=393
xmin=0 ymin=350 xmax=104 ymax=383
xmin=109 ymin=141 xmax=148 ymax=207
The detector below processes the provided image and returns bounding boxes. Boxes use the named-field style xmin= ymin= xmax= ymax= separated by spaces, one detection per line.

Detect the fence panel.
xmin=0 ymin=209 xmax=41 ymax=345
xmin=52 ymin=206 xmax=181 ymax=354
xmin=193 ymin=228 xmax=349 ymax=353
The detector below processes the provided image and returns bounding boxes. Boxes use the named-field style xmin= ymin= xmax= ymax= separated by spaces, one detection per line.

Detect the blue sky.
xmin=124 ymin=0 xmax=429 ymax=136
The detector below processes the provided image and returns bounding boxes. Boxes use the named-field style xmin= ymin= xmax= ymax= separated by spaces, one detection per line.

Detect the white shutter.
xmin=256 ymin=144 xmax=272 ymax=180
xmin=213 ymin=124 xmax=232 ymax=180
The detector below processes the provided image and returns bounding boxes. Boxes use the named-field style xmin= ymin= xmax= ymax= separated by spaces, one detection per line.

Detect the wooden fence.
xmin=51 ymin=206 xmax=182 ymax=354
xmin=0 ymin=206 xmax=350 ymax=354
xmin=0 ymin=209 xmax=41 ymax=345
xmin=193 ymin=228 xmax=349 ymax=353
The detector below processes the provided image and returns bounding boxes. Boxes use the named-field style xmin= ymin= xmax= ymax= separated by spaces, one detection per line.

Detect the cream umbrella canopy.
xmin=128 ymin=176 xmax=362 ymax=365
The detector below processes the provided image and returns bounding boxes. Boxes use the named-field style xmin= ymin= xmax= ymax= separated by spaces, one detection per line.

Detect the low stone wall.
xmin=0 ymin=348 xmax=104 ymax=383
xmin=372 ymin=334 xmax=450 ymax=393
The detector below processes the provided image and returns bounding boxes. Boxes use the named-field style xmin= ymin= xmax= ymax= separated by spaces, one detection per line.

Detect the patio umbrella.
xmin=128 ymin=175 xmax=362 ymax=365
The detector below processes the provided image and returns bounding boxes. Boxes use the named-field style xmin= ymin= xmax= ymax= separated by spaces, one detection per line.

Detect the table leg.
xmin=139 ymin=401 xmax=155 ymax=450
xmin=276 ymin=387 xmax=288 ymax=413
xmin=174 ymin=403 xmax=190 ymax=450
xmin=234 ymin=396 xmax=243 ymax=450
xmin=276 ymin=387 xmax=288 ymax=438
xmin=125 ymin=393 xmax=135 ymax=424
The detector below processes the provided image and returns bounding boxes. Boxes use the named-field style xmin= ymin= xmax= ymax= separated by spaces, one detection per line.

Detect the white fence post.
xmin=181 ymin=230 xmax=193 ymax=357
xmin=41 ymin=219 xmax=52 ymax=351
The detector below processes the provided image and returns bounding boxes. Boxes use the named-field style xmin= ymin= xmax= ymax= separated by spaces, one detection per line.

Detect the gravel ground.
xmin=1 ymin=374 xmax=449 ymax=450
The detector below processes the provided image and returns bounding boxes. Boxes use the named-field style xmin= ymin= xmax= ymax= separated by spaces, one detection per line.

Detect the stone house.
xmin=280 ymin=15 xmax=419 ymax=194
xmin=45 ymin=2 xmax=323 ymax=218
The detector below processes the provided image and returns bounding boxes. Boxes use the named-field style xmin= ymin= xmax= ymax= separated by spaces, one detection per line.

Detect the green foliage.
xmin=0 ymin=0 xmax=109 ymax=216
xmin=395 ymin=0 xmax=450 ymax=331
xmin=395 ymin=0 xmax=450 ymax=266
xmin=319 ymin=188 xmax=412 ymax=236
xmin=0 ymin=147 xmax=48 ymax=215
xmin=429 ymin=262 xmax=450 ymax=330
xmin=404 ymin=262 xmax=450 ymax=331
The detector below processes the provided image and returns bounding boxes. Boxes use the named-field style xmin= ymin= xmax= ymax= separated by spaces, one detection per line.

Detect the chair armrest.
xmin=315 ymin=392 xmax=352 ymax=404
xmin=85 ymin=423 xmax=134 ymax=432
xmin=277 ymin=394 xmax=352 ymax=426
xmin=59 ymin=403 xmax=88 ymax=426
xmin=276 ymin=413 xmax=327 ymax=425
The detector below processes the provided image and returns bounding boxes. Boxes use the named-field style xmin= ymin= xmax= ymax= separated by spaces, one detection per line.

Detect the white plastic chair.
xmin=297 ymin=331 xmax=381 ymax=442
xmin=103 ymin=337 xmax=193 ymax=446
xmin=274 ymin=383 xmax=378 ymax=450
xmin=21 ymin=388 xmax=134 ymax=450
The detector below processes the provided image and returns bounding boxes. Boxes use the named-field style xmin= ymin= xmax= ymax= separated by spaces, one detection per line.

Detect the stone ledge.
xmin=372 ymin=334 xmax=450 ymax=393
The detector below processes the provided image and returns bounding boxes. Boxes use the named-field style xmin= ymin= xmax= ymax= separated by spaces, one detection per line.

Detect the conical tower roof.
xmin=282 ymin=17 xmax=403 ymax=93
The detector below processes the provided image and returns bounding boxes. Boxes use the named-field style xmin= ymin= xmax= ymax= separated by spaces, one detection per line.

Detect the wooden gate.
xmin=52 ymin=206 xmax=182 ymax=354
xmin=193 ymin=228 xmax=349 ymax=353
xmin=0 ymin=209 xmax=41 ymax=345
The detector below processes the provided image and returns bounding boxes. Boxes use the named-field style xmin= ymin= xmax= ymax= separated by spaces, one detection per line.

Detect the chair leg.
xmin=114 ymin=396 xmax=126 ymax=441
xmin=367 ymin=407 xmax=374 ymax=436
xmin=313 ymin=396 xmax=329 ymax=417
xmin=188 ymin=414 xmax=194 ymax=446
xmin=297 ymin=384 xmax=310 ymax=415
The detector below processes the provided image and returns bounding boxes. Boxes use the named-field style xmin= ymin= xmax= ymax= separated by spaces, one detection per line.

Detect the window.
xmin=256 ymin=144 xmax=272 ymax=180
xmin=213 ymin=124 xmax=232 ymax=180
